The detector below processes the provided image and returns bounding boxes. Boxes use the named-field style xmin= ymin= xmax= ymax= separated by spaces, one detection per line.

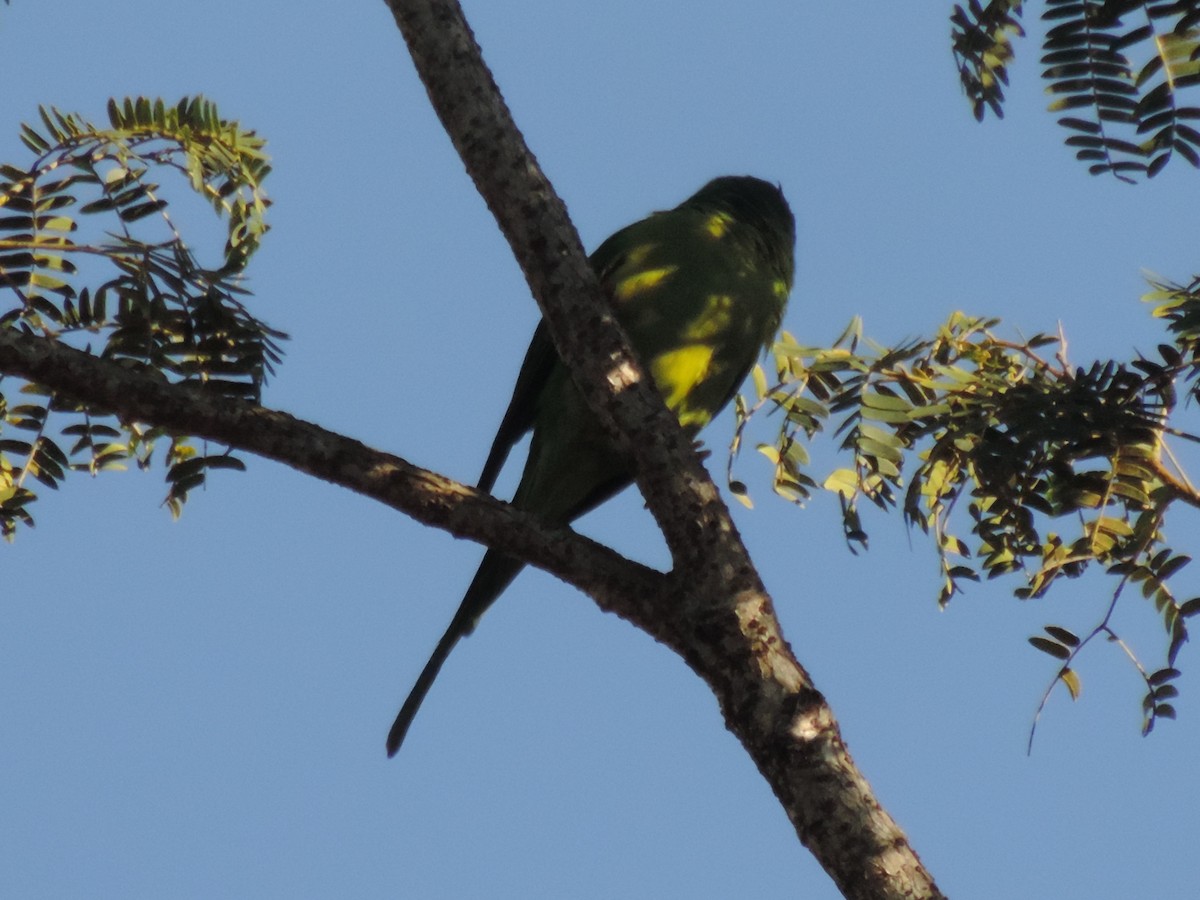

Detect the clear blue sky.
xmin=3 ymin=2 xmax=1199 ymax=898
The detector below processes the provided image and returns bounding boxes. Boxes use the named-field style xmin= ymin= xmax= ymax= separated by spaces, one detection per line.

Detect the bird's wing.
xmin=477 ymin=219 xmax=652 ymax=493
xmin=590 ymin=216 xmax=657 ymax=287
xmin=477 ymin=319 xmax=558 ymax=493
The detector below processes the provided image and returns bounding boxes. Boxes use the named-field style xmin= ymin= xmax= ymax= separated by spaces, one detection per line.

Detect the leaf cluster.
xmin=733 ymin=289 xmax=1200 ymax=735
xmin=952 ymin=0 xmax=1027 ymax=120
xmin=0 ymin=96 xmax=282 ymax=536
xmin=951 ymin=1 xmax=1200 ymax=181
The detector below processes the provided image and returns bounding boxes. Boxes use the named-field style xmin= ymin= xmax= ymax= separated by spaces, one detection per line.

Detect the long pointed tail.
xmin=386 ymin=549 xmax=524 ymax=756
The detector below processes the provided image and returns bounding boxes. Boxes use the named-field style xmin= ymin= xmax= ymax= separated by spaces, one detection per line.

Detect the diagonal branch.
xmin=0 ymin=329 xmax=667 ymax=634
xmin=381 ymin=1 xmax=946 ymax=898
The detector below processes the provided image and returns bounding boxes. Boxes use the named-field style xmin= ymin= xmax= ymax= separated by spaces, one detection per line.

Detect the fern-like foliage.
xmin=0 ymin=96 xmax=283 ymax=536
xmin=951 ymin=0 xmax=1200 ymax=181
xmin=952 ymin=0 xmax=1027 ymax=120
xmin=733 ymin=286 xmax=1200 ymax=738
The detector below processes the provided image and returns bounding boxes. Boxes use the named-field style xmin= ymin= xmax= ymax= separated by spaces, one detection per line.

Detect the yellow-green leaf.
xmin=824 ymin=468 xmax=858 ymax=498
xmin=1060 ymin=667 xmax=1081 ymax=700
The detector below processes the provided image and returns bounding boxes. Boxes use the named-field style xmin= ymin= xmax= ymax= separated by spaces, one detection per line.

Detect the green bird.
xmin=387 ymin=175 xmax=795 ymax=756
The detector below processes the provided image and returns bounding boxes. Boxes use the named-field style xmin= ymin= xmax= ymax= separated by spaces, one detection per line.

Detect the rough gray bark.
xmin=0 ymin=330 xmax=664 ymax=628
xmin=381 ymin=2 xmax=944 ymax=898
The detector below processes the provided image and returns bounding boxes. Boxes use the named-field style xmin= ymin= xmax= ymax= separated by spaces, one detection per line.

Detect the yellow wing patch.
xmin=651 ymin=343 xmax=715 ymax=428
xmin=613 ymin=265 xmax=677 ymax=302
xmin=704 ymin=212 xmax=733 ymax=239
xmin=683 ymin=293 xmax=734 ymax=341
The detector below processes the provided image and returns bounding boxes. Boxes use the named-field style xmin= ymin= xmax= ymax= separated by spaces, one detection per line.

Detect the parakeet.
xmin=387 ymin=175 xmax=795 ymax=755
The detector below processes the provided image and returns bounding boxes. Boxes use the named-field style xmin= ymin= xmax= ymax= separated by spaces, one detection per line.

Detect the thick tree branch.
xmin=381 ymin=1 xmax=946 ymax=898
xmin=0 ymin=330 xmax=671 ymax=635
